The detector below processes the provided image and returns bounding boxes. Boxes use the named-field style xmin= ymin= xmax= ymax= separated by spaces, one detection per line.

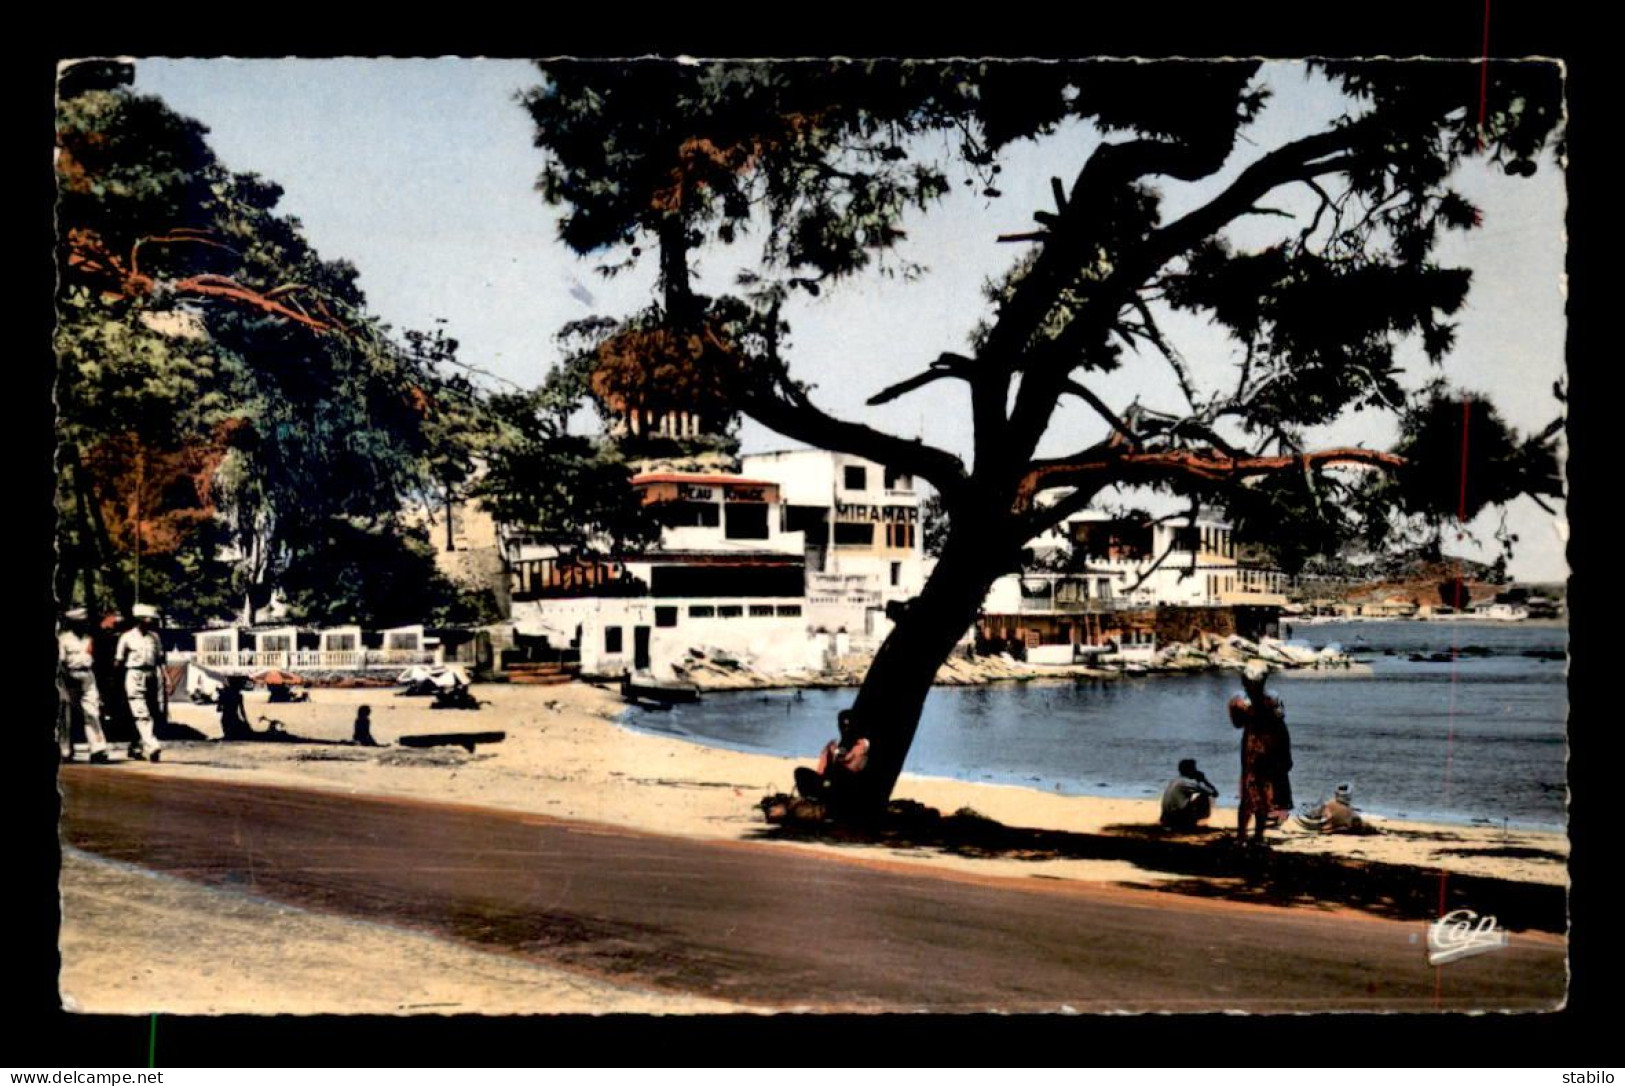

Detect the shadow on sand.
xmin=748 ymin=802 xmax=1564 ymax=934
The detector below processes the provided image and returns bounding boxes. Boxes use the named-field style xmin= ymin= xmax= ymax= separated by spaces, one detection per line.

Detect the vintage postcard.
xmin=52 ymin=55 xmax=1568 ymax=1017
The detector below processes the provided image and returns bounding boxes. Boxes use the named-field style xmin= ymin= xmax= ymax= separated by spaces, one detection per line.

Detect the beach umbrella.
xmin=251 ymin=668 xmax=307 ymax=686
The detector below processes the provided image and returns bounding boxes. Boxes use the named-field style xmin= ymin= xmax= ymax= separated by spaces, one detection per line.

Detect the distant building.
xmin=978 ymin=508 xmax=1285 ymax=656
xmin=1060 ymin=511 xmax=1287 ymax=608
xmin=186 ymin=622 xmax=439 ymax=673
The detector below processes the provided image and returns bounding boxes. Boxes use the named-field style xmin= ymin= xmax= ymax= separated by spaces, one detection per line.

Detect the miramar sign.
xmin=835 ymin=502 xmax=919 ymax=523
xmin=1426 ymin=909 xmax=1510 ymax=965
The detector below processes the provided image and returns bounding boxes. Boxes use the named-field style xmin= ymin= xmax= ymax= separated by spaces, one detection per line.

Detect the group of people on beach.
xmin=1159 ymin=659 xmax=1364 ymax=841
xmin=787 ymin=657 xmax=1362 ymax=841
xmin=56 ymin=603 xmax=170 ymax=764
xmin=59 ymin=600 xmax=391 ymax=758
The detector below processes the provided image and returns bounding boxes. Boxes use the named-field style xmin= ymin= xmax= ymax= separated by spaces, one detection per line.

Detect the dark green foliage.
xmin=277 ymin=522 xmax=496 ymax=630
xmin=56 ymin=79 xmax=482 ymax=626
xmin=1389 ymin=387 xmax=1563 ymax=523
xmin=473 ymin=391 xmax=660 ymax=558
xmin=1222 ymin=474 xmax=1362 ymax=577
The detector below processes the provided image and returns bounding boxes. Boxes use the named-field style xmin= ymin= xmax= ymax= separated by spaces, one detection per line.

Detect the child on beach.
xmin=352 ymin=705 xmax=380 ymax=747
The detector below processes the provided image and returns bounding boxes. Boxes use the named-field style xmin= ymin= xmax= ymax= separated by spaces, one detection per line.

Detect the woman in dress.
xmin=1230 ymin=660 xmax=1293 ymax=845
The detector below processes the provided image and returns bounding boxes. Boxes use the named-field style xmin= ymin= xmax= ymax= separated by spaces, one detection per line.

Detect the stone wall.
xmin=1151 ymin=605 xmax=1239 ymax=643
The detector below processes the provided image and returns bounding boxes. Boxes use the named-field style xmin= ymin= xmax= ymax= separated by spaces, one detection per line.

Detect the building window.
xmin=201 ymin=635 xmax=233 ymax=653
xmin=724 ymin=502 xmax=770 ymax=540
xmin=260 ymin=635 xmax=291 ymax=653
xmin=890 ymin=562 xmax=901 ymax=587
xmin=885 ymin=522 xmax=915 ymax=549
xmin=325 ymin=633 xmax=357 ymax=652
xmin=689 ymin=605 xmax=716 ymax=619
xmin=843 ymin=465 xmax=868 ymax=491
xmin=833 ymin=522 xmax=874 ymax=547
xmin=655 ymin=607 xmax=678 ymax=628
xmin=386 ymin=632 xmax=420 ymax=651
xmin=717 ymin=605 xmax=743 ymax=618
xmin=783 ymin=505 xmax=828 ymax=536
xmin=776 ymin=604 xmax=802 ymax=617
xmin=604 ymin=627 xmax=623 ymax=654
xmin=653 ymin=501 xmax=720 ymax=529
xmin=750 ymin=604 xmax=775 ymax=617
xmin=883 ymin=467 xmax=913 ymax=491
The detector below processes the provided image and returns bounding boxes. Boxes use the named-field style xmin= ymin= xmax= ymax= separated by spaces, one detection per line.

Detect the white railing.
xmin=192 ymin=648 xmax=438 ymax=673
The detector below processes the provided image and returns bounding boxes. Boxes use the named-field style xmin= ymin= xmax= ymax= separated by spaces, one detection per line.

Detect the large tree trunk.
xmin=844 ymin=524 xmax=1011 ymax=813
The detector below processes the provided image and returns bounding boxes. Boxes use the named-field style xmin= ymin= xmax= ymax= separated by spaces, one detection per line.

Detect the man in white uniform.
xmin=114 ymin=603 xmax=166 ymax=762
xmin=57 ymin=607 xmax=110 ymax=763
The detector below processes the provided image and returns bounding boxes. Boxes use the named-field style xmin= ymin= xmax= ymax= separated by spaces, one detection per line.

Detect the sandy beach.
xmin=141 ymin=681 xmax=1567 ymax=885
xmin=58 ymin=679 xmax=1568 ymax=1013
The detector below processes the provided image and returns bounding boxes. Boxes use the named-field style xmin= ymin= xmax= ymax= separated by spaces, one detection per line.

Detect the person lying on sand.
xmin=1296 ymin=783 xmax=1373 ymax=834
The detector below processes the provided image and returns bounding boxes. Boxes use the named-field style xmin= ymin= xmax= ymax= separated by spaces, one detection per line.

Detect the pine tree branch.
xmin=1016 ymin=445 xmax=1403 ymax=537
xmin=733 ymin=368 xmax=971 ymax=504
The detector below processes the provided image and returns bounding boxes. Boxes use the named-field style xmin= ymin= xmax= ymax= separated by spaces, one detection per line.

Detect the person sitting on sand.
xmin=352 ymin=704 xmax=380 ymax=747
xmin=1297 ymin=783 xmax=1369 ymax=834
xmin=266 ymin=681 xmax=306 ymax=704
xmin=217 ymin=675 xmax=254 ymax=740
xmin=1160 ymin=758 xmax=1220 ymax=830
xmin=793 ymin=709 xmax=871 ymax=811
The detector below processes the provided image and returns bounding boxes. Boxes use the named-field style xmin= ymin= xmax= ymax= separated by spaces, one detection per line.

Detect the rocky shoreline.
xmin=666 ymin=631 xmax=1363 ymax=692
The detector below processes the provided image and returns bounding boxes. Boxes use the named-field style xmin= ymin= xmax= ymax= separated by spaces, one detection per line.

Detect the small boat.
xmin=397 ymin=730 xmax=505 ymax=753
xmin=621 ymin=672 xmax=701 ymax=706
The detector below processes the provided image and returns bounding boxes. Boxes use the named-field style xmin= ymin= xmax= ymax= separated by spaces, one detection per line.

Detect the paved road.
xmin=60 ymin=769 xmax=1565 ymax=1012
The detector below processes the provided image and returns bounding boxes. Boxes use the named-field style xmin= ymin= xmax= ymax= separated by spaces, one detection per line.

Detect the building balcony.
xmin=187 ymin=648 xmax=440 ymax=672
xmin=1011 ymin=596 xmax=1128 ymax=614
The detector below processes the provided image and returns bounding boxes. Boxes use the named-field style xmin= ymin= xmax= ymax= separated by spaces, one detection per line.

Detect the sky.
xmin=128 ymin=58 xmax=1569 ymax=582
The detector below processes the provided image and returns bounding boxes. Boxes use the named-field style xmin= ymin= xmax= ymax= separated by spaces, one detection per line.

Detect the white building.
xmin=506 ymin=470 xmax=822 ymax=679
xmin=1057 ymin=511 xmax=1287 ymax=608
xmin=504 ymin=451 xmax=935 ymax=677
xmin=740 ymin=449 xmax=927 ymax=643
xmin=188 ymin=623 xmax=439 ymax=672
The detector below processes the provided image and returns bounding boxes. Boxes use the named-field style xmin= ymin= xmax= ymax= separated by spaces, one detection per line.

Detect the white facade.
xmin=741 ymin=449 xmax=927 ymax=642
xmin=505 ymin=450 xmax=938 ymax=675
xmin=189 ymin=624 xmax=438 ymax=672
xmin=511 ymin=596 xmax=822 ymax=679
xmin=1059 ymin=512 xmax=1285 ymax=607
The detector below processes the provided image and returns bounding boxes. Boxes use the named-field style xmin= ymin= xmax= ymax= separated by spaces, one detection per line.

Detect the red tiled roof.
xmin=631 ymin=473 xmax=777 ymax=487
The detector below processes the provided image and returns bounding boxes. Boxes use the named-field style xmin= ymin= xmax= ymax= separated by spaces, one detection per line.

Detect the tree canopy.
xmin=55 ymin=62 xmax=489 ymax=629
xmin=522 ymin=58 xmax=1565 ymax=809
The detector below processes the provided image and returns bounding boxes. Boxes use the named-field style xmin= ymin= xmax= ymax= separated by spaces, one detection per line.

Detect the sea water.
xmin=622 ymin=620 xmax=1569 ymax=831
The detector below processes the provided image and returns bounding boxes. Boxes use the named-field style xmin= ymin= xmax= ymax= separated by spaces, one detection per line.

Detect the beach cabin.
xmin=193 ymin=628 xmax=241 ymax=668
xmin=317 ymin=625 xmax=364 ymax=667
xmin=377 ymin=624 xmax=434 ymax=665
xmin=251 ymin=625 xmax=298 ymax=668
